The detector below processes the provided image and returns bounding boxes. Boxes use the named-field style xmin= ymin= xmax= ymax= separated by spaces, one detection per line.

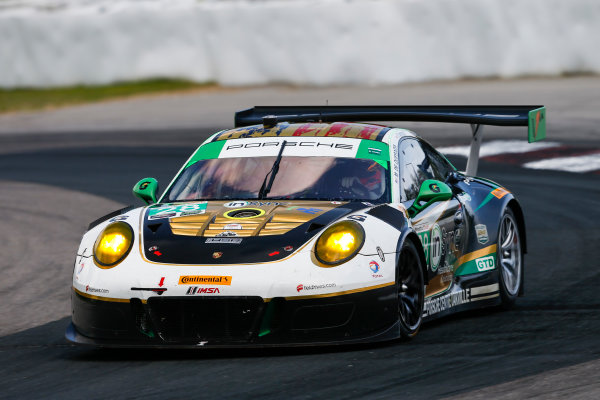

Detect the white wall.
xmin=1 ymin=0 xmax=599 ymax=88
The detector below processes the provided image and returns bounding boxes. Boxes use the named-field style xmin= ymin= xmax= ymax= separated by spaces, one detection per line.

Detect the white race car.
xmin=67 ymin=106 xmax=545 ymax=347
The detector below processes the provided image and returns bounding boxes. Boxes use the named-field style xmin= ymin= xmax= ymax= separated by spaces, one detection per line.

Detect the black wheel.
xmin=497 ymin=207 xmax=523 ymax=308
xmin=396 ymin=239 xmax=425 ymax=339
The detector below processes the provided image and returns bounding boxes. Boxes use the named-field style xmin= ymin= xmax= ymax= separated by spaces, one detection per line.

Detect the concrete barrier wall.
xmin=1 ymin=0 xmax=599 ymax=88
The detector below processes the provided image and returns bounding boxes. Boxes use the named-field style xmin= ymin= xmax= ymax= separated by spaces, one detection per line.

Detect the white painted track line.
xmin=438 ymin=140 xmax=561 ymax=158
xmin=523 ymin=153 xmax=600 ymax=173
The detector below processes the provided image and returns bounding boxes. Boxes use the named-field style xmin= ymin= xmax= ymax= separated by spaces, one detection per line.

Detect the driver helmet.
xmin=359 ymin=161 xmax=384 ymax=191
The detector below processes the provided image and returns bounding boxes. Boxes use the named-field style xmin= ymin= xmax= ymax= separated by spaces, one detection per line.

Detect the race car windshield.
xmin=164 ymin=156 xmax=390 ymax=203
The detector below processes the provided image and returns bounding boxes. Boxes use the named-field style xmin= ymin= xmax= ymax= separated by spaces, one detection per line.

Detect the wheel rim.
xmin=499 ymin=213 xmax=522 ymax=296
xmin=397 ymin=249 xmax=423 ymax=330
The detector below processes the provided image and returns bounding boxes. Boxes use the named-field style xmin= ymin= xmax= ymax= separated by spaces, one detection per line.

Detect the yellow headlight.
xmin=93 ymin=222 xmax=134 ymax=267
xmin=315 ymin=220 xmax=365 ymax=266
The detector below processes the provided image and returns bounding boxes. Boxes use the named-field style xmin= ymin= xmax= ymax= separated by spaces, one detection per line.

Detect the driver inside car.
xmin=340 ymin=160 xmax=386 ymax=200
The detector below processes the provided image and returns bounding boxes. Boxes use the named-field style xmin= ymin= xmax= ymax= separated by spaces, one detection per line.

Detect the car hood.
xmin=142 ymin=200 xmax=368 ymax=264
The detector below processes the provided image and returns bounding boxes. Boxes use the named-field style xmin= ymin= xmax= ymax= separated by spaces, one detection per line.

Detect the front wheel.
xmin=497 ymin=208 xmax=523 ymax=308
xmin=396 ymin=240 xmax=425 ymax=339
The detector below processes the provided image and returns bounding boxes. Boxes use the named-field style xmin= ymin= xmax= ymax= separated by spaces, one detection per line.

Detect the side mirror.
xmin=133 ymin=178 xmax=159 ymax=205
xmin=408 ymin=179 xmax=452 ymax=217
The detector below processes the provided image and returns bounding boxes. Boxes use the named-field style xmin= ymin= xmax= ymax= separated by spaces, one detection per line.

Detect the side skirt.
xmin=423 ymin=270 xmax=501 ymax=322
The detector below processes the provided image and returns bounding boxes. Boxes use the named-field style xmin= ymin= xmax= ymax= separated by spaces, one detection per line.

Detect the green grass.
xmin=0 ymin=79 xmax=215 ymax=113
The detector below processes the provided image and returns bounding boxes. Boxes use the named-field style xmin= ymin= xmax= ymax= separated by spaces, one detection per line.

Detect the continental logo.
xmin=178 ymin=275 xmax=232 ymax=285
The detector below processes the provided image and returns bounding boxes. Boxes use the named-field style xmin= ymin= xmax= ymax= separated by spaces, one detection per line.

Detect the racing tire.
xmin=497 ymin=208 xmax=523 ymax=309
xmin=396 ymin=239 xmax=425 ymax=339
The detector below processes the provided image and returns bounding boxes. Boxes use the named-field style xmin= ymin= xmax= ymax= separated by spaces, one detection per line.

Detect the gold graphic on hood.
xmin=168 ymin=201 xmax=344 ymax=237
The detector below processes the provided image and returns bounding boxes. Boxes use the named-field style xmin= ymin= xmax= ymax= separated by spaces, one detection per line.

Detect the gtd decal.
xmin=476 ymin=255 xmax=495 ymax=271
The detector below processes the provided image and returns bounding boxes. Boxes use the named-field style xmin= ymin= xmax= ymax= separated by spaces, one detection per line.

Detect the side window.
xmin=421 ymin=140 xmax=455 ymax=180
xmin=399 ymin=139 xmax=435 ymax=201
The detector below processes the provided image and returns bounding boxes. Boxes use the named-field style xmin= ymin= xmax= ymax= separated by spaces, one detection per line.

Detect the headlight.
xmin=315 ymin=220 xmax=365 ymax=266
xmin=93 ymin=222 xmax=134 ymax=268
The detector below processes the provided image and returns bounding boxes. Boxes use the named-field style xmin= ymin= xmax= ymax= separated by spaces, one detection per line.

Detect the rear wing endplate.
xmin=234 ymin=105 xmax=546 ymax=176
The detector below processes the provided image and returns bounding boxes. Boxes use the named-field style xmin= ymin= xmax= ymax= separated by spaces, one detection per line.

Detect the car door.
xmin=398 ymin=138 xmax=465 ymax=297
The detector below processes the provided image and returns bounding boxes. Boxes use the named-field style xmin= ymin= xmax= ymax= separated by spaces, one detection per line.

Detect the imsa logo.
xmin=186 ymin=287 xmax=220 ymax=295
xmin=476 ymin=255 xmax=496 ymax=272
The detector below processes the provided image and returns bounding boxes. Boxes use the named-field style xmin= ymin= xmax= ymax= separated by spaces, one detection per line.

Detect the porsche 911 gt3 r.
xmin=66 ymin=106 xmax=546 ymax=347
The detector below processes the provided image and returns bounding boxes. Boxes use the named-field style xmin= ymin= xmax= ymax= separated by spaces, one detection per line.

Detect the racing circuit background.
xmin=1 ymin=1 xmax=600 ymax=399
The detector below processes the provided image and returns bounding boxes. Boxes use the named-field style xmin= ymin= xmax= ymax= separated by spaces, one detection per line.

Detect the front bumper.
xmin=67 ymin=285 xmax=399 ymax=348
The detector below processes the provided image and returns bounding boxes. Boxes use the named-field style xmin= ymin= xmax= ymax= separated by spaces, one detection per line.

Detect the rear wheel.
xmin=498 ymin=208 xmax=523 ymax=308
xmin=397 ymin=240 xmax=425 ymax=339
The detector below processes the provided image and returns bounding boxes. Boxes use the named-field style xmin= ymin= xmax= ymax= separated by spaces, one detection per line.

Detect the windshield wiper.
xmin=258 ymin=140 xmax=287 ymax=199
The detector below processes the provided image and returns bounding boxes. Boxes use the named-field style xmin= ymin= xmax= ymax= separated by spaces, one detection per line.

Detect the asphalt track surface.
xmin=1 ymin=78 xmax=599 ymax=399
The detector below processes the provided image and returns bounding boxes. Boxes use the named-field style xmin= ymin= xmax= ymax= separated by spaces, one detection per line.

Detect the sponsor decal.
xmin=457 ymin=192 xmax=472 ymax=203
xmin=476 ymin=255 xmax=495 ymax=271
xmin=215 ymin=230 xmax=238 ymax=237
xmin=296 ymin=207 xmax=322 ymax=215
xmin=149 ymin=212 xmax=176 ymax=220
xmin=212 ymin=252 xmax=223 ymax=259
xmin=347 ymin=215 xmax=367 ymax=222
xmin=186 ymin=287 xmax=221 ymax=295
xmin=181 ymin=210 xmax=205 ymax=217
xmin=223 ymin=223 xmax=243 ymax=230
xmin=331 ymin=201 xmax=343 ymax=205
xmin=221 ymin=200 xmax=290 ymax=208
xmin=490 ymin=187 xmax=510 ymax=199
xmin=179 ymin=275 xmax=232 ymax=285
xmin=429 ymin=183 xmax=440 ymax=193
xmin=139 ymin=182 xmax=150 ymax=190
xmin=454 ymin=228 xmax=462 ymax=248
xmin=296 ymin=283 xmax=336 ymax=293
xmin=430 ymin=224 xmax=443 ymax=272
xmin=148 ymin=202 xmax=208 ymax=219
xmin=224 ymin=201 xmax=249 ymax=208
xmin=368 ymin=147 xmax=382 ymax=155
xmin=475 ymin=224 xmax=489 ymax=244
xmin=148 ymin=246 xmax=158 ymax=252
xmin=392 ymin=142 xmax=400 ymax=185
xmin=75 ymin=249 xmax=90 ymax=279
xmin=225 ymin=141 xmax=354 ymax=151
xmin=205 ymin=238 xmax=242 ymax=244
xmin=369 ymin=260 xmax=380 ymax=273
xmin=424 ymin=288 xmax=470 ymax=317
xmin=249 ymin=201 xmax=288 ymax=206
xmin=418 ymin=223 xmax=443 ymax=272
xmin=85 ymin=285 xmax=109 ymax=294
xmin=376 ymin=246 xmax=385 ymax=262
xmin=109 ymin=215 xmax=129 ymax=222
xmin=284 ymin=245 xmax=294 ymax=252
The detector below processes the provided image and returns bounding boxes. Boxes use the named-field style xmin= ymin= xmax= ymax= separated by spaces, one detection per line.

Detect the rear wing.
xmin=234 ymin=105 xmax=546 ymax=176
